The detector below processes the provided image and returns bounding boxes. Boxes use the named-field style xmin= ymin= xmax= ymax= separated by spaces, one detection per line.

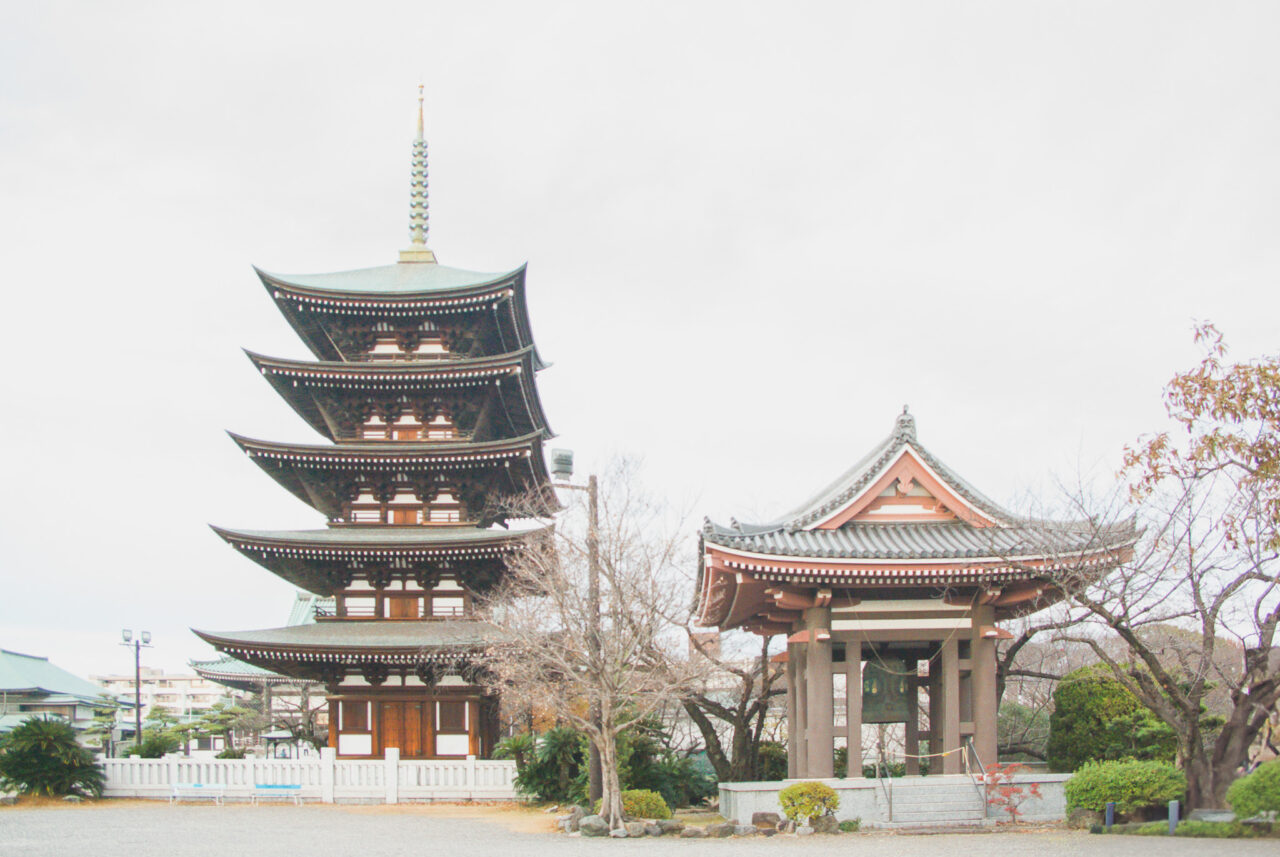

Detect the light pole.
xmin=120 ymin=629 xmax=152 ymax=750
xmin=549 ymin=449 xmax=603 ymax=804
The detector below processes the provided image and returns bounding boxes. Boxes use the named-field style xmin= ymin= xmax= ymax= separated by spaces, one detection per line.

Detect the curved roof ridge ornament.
xmin=894 ymin=404 xmax=916 ymax=443
xmin=401 ymin=84 xmax=436 ymax=263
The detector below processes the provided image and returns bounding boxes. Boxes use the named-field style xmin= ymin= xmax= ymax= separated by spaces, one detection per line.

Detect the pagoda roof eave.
xmin=228 ymin=429 xmax=549 ymax=462
xmin=244 ymin=346 xmax=554 ymax=442
xmin=211 ymin=524 xmax=549 ymax=596
xmin=255 ymin=262 xmax=526 ymax=298
xmin=211 ymin=523 xmax=550 ymax=552
xmin=189 ymin=656 xmax=306 ymax=689
xmin=256 ymin=264 xmax=547 ymax=370
xmin=194 ymin=620 xmax=508 ymax=658
xmin=227 ymin=430 xmax=556 ymax=520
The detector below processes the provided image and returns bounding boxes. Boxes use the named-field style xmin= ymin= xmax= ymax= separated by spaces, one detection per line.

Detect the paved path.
xmin=1 ymin=804 xmax=1276 ymax=857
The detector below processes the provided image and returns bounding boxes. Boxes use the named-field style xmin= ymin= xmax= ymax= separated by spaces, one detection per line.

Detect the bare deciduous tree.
xmin=1026 ymin=327 xmax=1280 ymax=808
xmin=677 ymin=629 xmax=785 ymax=782
xmin=480 ymin=462 xmax=706 ymax=829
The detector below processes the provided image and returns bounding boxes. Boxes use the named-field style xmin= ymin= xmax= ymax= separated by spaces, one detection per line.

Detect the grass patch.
xmin=1095 ymin=819 xmax=1276 ymax=839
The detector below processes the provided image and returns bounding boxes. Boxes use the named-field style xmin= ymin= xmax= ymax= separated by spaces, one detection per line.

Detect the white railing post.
xmin=164 ymin=753 xmax=179 ymax=787
xmin=466 ymin=755 xmax=477 ymax=799
xmin=320 ymin=747 xmax=336 ymax=804
xmin=385 ymin=748 xmax=400 ymax=805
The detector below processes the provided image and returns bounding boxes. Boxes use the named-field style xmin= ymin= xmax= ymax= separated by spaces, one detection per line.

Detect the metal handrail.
xmin=962 ymin=737 xmax=987 ymax=812
xmin=874 ymin=748 xmax=893 ymax=821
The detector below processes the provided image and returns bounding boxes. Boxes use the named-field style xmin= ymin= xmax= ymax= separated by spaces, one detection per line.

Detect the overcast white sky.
xmin=2 ymin=2 xmax=1277 ymax=679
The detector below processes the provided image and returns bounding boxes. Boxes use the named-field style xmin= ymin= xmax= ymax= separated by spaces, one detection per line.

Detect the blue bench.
xmin=251 ymin=784 xmax=303 ymax=806
xmin=170 ymin=783 xmax=224 ymax=805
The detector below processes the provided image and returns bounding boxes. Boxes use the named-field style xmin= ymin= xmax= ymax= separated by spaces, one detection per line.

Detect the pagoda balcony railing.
xmin=314 ymin=606 xmax=468 ymax=621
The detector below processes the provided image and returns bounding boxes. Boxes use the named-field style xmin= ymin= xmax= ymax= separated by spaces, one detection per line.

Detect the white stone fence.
xmin=101 ymin=748 xmax=519 ymax=803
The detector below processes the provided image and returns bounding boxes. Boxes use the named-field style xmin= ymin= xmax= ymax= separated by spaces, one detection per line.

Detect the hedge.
xmin=1064 ymin=759 xmax=1186 ymax=814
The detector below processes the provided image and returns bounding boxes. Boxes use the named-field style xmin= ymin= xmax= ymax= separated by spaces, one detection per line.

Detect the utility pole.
xmin=550 ymin=450 xmax=603 ymax=804
xmin=120 ymin=630 xmax=152 ymax=750
xmin=585 ymin=473 xmax=602 ymax=804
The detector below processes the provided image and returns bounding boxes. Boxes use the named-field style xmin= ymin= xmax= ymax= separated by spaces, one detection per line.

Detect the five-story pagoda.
xmin=197 ymin=92 xmax=557 ymax=760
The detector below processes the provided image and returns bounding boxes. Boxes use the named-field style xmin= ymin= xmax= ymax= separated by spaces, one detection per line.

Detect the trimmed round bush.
xmin=1064 ymin=759 xmax=1186 ymax=815
xmin=594 ymin=788 xmax=671 ymax=820
xmin=1226 ymin=759 xmax=1280 ymax=820
xmin=778 ymin=781 xmax=840 ymax=824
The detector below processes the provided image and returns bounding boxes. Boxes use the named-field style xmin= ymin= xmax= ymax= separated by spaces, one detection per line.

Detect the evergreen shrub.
xmin=594 ymin=788 xmax=671 ymax=819
xmin=1226 ymin=759 xmax=1280 ymax=820
xmin=1047 ymin=665 xmax=1176 ymax=772
xmin=778 ymin=781 xmax=839 ymax=823
xmin=0 ymin=717 xmax=105 ymax=797
xmin=125 ymin=732 xmax=180 ymax=758
xmin=756 ymin=741 xmax=788 ymax=781
xmin=1064 ymin=759 xmax=1186 ymax=815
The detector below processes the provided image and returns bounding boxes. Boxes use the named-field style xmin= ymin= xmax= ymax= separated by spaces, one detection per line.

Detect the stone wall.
xmin=719 ymin=773 xmax=1073 ymax=826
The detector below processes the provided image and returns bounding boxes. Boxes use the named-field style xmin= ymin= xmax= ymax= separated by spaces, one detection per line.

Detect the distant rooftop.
xmin=0 ymin=649 xmax=115 ymax=704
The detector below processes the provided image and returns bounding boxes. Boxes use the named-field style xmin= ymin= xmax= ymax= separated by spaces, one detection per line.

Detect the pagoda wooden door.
xmin=379 ymin=701 xmax=424 ymax=757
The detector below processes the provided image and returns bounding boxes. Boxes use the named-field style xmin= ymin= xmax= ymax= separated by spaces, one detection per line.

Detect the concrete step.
xmin=870 ymin=819 xmax=995 ymax=832
xmin=891 ymin=811 xmax=987 ymax=823
xmin=891 ymin=800 xmax=985 ymax=813
xmin=891 ymin=785 xmax=982 ymax=795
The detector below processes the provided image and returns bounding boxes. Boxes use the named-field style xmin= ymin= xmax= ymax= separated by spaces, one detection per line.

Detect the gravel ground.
xmin=1 ymin=803 xmax=1276 ymax=857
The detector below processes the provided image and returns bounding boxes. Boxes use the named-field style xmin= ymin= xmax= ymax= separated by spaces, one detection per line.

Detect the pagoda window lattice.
xmin=425 ymin=488 xmax=462 ymax=524
xmin=364 ymin=320 xmax=448 ymax=362
xmin=360 ymin=409 xmax=457 ymax=442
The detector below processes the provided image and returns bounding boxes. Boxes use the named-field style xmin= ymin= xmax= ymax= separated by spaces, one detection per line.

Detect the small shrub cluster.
xmin=125 ymin=732 xmax=180 ymax=759
xmin=0 ymin=717 xmax=105 ymax=798
xmin=778 ymin=781 xmax=839 ymax=823
xmin=508 ymin=722 xmax=713 ymax=808
xmin=594 ymin=788 xmax=671 ymax=819
xmin=215 ymin=747 xmax=247 ymax=759
xmin=838 ymin=818 xmax=861 ymax=832
xmin=1064 ymin=759 xmax=1186 ymax=815
xmin=1226 ymin=759 xmax=1280 ymax=820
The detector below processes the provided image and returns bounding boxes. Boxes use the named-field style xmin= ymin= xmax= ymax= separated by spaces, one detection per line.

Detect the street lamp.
xmin=120 ymin=629 xmax=152 ymax=751
xmin=549 ymin=449 xmax=603 ymax=804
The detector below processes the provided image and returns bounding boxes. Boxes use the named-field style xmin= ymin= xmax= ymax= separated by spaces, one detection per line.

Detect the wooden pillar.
xmin=904 ymin=676 xmax=920 ymax=775
xmin=845 ymin=648 xmax=863 ymax=778
xmin=786 ymin=644 xmax=799 ymax=779
xmin=803 ymin=607 xmax=834 ymax=779
xmin=793 ymin=644 xmax=808 ymax=777
xmin=972 ymin=634 xmax=998 ymax=767
xmin=941 ymin=638 xmax=961 ymax=774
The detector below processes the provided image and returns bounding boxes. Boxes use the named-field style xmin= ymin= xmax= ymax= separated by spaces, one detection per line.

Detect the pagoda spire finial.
xmin=400 ymin=84 xmax=436 ymax=264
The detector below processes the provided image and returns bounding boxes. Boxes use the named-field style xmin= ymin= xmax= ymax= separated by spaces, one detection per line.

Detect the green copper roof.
xmin=0 ymin=649 xmax=113 ymax=704
xmin=256 ymin=262 xmax=521 ymax=295
xmin=197 ymin=620 xmax=506 ymax=651
xmin=214 ymin=524 xmax=545 ymax=548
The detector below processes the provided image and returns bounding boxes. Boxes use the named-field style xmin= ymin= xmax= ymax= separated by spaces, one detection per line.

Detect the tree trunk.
xmin=597 ymin=734 xmax=625 ymax=829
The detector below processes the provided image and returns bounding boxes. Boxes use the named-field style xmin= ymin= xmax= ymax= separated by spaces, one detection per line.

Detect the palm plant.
xmin=0 ymin=716 xmax=105 ymax=797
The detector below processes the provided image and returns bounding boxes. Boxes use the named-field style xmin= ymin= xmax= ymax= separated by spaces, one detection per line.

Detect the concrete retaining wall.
xmin=720 ymin=772 xmax=1072 ymax=825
